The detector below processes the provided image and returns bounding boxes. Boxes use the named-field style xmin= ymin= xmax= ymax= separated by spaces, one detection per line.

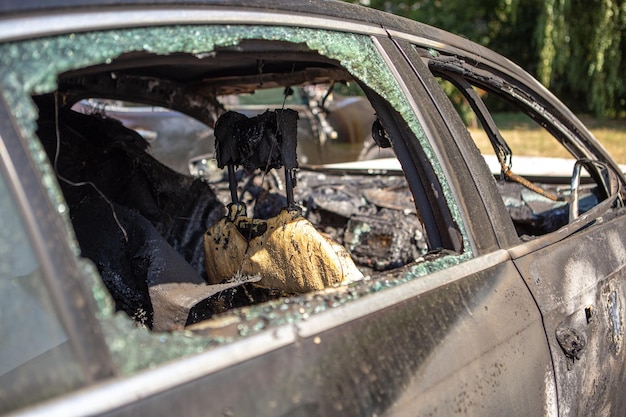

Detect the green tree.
xmin=537 ymin=0 xmax=626 ymax=117
xmin=348 ymin=0 xmax=626 ymax=118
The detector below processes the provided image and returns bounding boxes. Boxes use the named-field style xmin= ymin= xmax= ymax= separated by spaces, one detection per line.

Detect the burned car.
xmin=1 ymin=1 xmax=626 ymax=416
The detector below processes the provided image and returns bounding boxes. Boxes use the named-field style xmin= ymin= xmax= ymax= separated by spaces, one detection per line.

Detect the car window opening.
xmin=429 ymin=65 xmax=619 ymax=239
xmin=0 ymin=24 xmax=475 ymax=374
xmin=31 ymin=55 xmax=440 ymax=333
xmin=0 ymin=28 xmax=471 ymax=370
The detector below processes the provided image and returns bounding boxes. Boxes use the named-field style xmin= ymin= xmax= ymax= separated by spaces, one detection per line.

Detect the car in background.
xmin=1 ymin=1 xmax=625 ymax=416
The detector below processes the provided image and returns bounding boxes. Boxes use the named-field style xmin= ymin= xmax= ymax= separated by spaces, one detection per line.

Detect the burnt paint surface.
xmin=101 ymin=259 xmax=552 ymax=417
xmin=513 ymin=212 xmax=626 ymax=416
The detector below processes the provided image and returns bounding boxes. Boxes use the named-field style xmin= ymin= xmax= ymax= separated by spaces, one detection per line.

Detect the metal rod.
xmin=228 ymin=164 xmax=238 ymax=204
xmin=284 ymin=166 xmax=294 ymax=209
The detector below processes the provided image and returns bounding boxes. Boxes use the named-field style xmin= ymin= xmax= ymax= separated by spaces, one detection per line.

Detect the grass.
xmin=579 ymin=115 xmax=626 ymax=164
xmin=469 ymin=113 xmax=626 ymax=164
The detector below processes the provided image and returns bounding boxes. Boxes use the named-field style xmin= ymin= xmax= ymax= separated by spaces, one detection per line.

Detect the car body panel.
xmin=512 ymin=215 xmax=626 ymax=416
xmin=106 ymin=260 xmax=549 ymax=417
xmin=7 ymin=252 xmax=553 ymax=417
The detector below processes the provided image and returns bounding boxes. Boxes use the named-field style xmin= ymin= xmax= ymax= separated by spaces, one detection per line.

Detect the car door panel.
xmin=394 ymin=32 xmax=626 ymax=416
xmin=384 ymin=259 xmax=555 ymax=416
xmin=511 ymin=214 xmax=626 ymax=416
xmin=79 ymin=253 xmax=553 ymax=417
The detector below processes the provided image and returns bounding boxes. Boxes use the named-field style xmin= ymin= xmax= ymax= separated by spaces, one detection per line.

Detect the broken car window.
xmin=0 ymin=25 xmax=471 ymax=373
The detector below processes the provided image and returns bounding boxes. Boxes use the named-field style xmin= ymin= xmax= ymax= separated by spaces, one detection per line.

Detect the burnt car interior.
xmin=31 ymin=40 xmax=447 ymax=331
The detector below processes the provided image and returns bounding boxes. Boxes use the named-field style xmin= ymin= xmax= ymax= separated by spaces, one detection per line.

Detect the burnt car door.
xmin=400 ymin=36 xmax=626 ymax=416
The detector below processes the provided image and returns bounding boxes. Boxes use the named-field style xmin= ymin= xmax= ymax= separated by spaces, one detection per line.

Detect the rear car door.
xmin=511 ymin=194 xmax=626 ymax=416
xmin=400 ymin=36 xmax=626 ymax=416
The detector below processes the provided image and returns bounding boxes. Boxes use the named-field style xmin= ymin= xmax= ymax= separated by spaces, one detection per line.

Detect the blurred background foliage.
xmin=345 ymin=0 xmax=626 ymax=119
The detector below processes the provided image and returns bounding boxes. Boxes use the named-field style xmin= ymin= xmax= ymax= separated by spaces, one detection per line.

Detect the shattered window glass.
xmin=0 ymin=25 xmax=471 ymax=373
xmin=0 ymin=171 xmax=84 ymax=412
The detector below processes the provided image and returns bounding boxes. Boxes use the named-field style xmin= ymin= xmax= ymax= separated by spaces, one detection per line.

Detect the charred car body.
xmin=1 ymin=1 xmax=625 ymax=416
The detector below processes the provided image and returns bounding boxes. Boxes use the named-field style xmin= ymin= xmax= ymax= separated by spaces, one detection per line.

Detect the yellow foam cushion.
xmin=204 ymin=208 xmax=363 ymax=293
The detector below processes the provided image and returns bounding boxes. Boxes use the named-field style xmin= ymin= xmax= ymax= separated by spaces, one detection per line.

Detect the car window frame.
xmin=417 ymin=44 xmax=624 ymax=184
xmin=402 ymin=38 xmax=626 ymax=239
xmin=432 ymin=63 xmax=618 ymax=204
xmin=386 ymin=36 xmax=521 ymax=252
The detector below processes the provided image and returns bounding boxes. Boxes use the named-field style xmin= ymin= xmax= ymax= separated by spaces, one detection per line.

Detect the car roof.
xmin=1 ymin=0 xmax=389 ymax=23
xmin=0 ymin=0 xmax=457 ymax=45
xmin=0 ymin=0 xmax=502 ymax=72
xmin=0 ymin=0 xmax=582 ymax=121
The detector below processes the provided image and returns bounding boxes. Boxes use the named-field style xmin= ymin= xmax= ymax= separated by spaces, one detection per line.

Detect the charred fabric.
xmin=35 ymin=95 xmax=427 ymax=331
